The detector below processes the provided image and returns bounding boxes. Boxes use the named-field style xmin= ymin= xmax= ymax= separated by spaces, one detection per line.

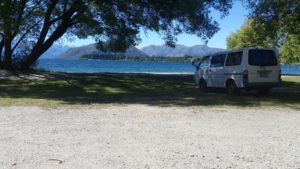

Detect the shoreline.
xmin=1 ymin=69 xmax=300 ymax=79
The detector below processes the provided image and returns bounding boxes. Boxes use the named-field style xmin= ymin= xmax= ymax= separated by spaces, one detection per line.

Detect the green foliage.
xmin=0 ymin=0 xmax=234 ymax=69
xmin=226 ymin=19 xmax=271 ymax=49
xmin=244 ymin=1 xmax=300 ymax=64
xmin=247 ymin=0 xmax=300 ymax=41
xmin=280 ymin=35 xmax=300 ymax=63
xmin=226 ymin=19 xmax=300 ymax=63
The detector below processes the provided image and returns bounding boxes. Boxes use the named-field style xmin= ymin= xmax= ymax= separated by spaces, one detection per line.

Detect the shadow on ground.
xmin=0 ymin=74 xmax=300 ymax=108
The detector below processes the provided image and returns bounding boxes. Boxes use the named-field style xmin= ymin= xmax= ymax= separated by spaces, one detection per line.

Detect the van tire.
xmin=257 ymin=88 xmax=271 ymax=95
xmin=199 ymin=80 xmax=207 ymax=93
xmin=227 ymin=80 xmax=238 ymax=95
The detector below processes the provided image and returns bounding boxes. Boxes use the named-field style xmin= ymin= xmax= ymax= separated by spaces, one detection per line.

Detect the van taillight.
xmin=279 ymin=69 xmax=282 ymax=82
xmin=243 ymin=70 xmax=248 ymax=83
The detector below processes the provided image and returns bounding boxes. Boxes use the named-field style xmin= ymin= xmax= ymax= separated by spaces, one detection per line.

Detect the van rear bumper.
xmin=243 ymin=81 xmax=281 ymax=89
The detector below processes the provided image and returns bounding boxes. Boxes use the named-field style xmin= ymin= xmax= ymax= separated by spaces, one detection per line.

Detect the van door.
xmin=247 ymin=49 xmax=280 ymax=83
xmin=209 ymin=54 xmax=226 ymax=87
xmin=197 ymin=56 xmax=210 ymax=84
xmin=224 ymin=51 xmax=244 ymax=88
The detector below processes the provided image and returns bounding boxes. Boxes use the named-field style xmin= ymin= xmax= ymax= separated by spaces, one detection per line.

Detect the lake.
xmin=35 ymin=59 xmax=300 ymax=75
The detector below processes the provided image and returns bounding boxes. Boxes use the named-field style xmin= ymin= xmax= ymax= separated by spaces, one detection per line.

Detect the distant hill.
xmin=58 ymin=44 xmax=148 ymax=59
xmin=57 ymin=43 xmax=224 ymax=59
xmin=141 ymin=44 xmax=223 ymax=57
xmin=41 ymin=44 xmax=71 ymax=59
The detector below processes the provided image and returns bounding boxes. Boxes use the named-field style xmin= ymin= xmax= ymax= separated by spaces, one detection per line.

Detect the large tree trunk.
xmin=20 ymin=22 xmax=71 ymax=70
xmin=19 ymin=1 xmax=78 ymax=70
xmin=3 ymin=37 xmax=13 ymax=70
xmin=0 ymin=58 xmax=2 ymax=69
xmin=0 ymin=40 xmax=4 ymax=69
xmin=19 ymin=47 xmax=48 ymax=70
xmin=19 ymin=2 xmax=58 ymax=70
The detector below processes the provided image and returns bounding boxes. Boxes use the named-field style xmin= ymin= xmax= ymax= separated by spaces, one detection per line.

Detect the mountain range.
xmin=141 ymin=44 xmax=223 ymax=57
xmin=57 ymin=44 xmax=148 ymax=59
xmin=41 ymin=44 xmax=223 ymax=59
xmin=41 ymin=44 xmax=71 ymax=59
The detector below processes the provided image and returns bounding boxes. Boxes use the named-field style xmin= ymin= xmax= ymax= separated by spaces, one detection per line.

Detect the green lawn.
xmin=283 ymin=76 xmax=300 ymax=84
xmin=0 ymin=74 xmax=299 ymax=108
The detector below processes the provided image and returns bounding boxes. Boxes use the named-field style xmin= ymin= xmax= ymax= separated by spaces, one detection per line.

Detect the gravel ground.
xmin=0 ymin=105 xmax=299 ymax=169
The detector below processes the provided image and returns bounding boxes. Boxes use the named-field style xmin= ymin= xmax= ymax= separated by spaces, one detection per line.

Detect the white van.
xmin=193 ymin=47 xmax=281 ymax=95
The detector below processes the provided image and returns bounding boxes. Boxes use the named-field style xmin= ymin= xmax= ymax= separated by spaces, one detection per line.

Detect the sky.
xmin=65 ymin=1 xmax=248 ymax=49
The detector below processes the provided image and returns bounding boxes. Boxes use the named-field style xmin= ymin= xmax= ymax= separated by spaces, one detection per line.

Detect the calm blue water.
xmin=35 ymin=59 xmax=300 ymax=75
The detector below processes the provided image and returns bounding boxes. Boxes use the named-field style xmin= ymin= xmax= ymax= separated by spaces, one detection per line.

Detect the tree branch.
xmin=20 ymin=19 xmax=71 ymax=69
xmin=12 ymin=19 xmax=43 ymax=52
xmin=48 ymin=15 xmax=64 ymax=25
xmin=29 ymin=1 xmax=58 ymax=57
xmin=20 ymin=0 xmax=83 ymax=69
xmin=12 ymin=0 xmax=28 ymax=38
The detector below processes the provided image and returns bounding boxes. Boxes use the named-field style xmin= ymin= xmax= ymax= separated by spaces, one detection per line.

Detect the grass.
xmin=0 ymin=74 xmax=299 ymax=109
xmin=283 ymin=76 xmax=300 ymax=84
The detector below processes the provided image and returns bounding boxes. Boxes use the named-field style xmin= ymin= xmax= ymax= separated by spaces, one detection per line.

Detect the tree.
xmin=0 ymin=0 xmax=233 ymax=70
xmin=246 ymin=0 xmax=300 ymax=42
xmin=226 ymin=19 xmax=300 ymax=64
xmin=280 ymin=35 xmax=300 ymax=63
xmin=244 ymin=0 xmax=300 ymax=63
xmin=226 ymin=19 xmax=271 ymax=49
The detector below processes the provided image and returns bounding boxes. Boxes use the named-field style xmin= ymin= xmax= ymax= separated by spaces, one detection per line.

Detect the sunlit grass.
xmin=282 ymin=76 xmax=300 ymax=84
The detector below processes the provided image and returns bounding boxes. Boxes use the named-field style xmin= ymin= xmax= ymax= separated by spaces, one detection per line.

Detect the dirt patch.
xmin=0 ymin=105 xmax=299 ymax=168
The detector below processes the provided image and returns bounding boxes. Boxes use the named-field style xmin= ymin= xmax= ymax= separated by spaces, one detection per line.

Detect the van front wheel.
xmin=227 ymin=81 xmax=238 ymax=95
xmin=199 ymin=80 xmax=207 ymax=93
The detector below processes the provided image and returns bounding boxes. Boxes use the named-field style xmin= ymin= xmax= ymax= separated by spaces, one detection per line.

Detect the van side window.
xmin=210 ymin=54 xmax=226 ymax=68
xmin=226 ymin=52 xmax=242 ymax=66
xmin=199 ymin=56 xmax=209 ymax=68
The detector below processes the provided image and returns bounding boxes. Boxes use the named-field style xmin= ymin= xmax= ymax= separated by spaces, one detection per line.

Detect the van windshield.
xmin=199 ymin=56 xmax=209 ymax=68
xmin=248 ymin=49 xmax=277 ymax=66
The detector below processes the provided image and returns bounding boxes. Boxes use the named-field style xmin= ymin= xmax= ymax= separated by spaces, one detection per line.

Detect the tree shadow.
xmin=0 ymin=74 xmax=299 ymax=109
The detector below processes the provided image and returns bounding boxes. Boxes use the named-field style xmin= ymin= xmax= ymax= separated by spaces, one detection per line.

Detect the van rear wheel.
xmin=199 ymin=80 xmax=207 ymax=93
xmin=227 ymin=81 xmax=238 ymax=95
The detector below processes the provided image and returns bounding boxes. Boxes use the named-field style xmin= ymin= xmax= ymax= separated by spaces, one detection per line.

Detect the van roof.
xmin=208 ymin=47 xmax=276 ymax=57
